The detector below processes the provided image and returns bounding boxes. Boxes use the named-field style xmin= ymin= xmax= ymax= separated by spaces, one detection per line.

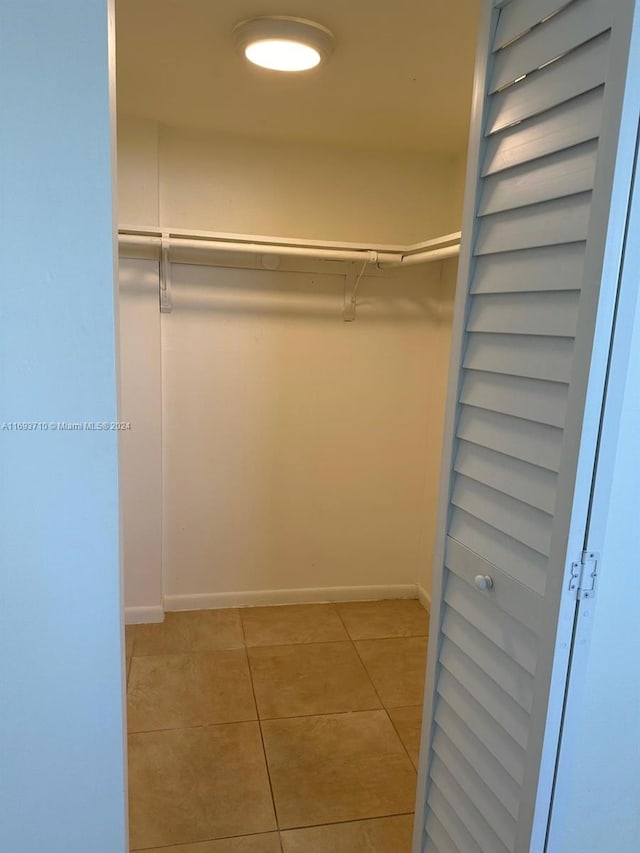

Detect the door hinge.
xmin=569 ymin=551 xmax=599 ymax=600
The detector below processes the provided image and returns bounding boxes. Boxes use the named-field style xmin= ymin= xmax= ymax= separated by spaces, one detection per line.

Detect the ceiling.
xmin=115 ymin=0 xmax=481 ymax=156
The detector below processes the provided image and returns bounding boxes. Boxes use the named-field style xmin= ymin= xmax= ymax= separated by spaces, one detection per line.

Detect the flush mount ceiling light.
xmin=233 ymin=16 xmax=335 ymax=72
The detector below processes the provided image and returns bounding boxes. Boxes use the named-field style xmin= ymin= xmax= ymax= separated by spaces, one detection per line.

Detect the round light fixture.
xmin=233 ymin=16 xmax=335 ymax=72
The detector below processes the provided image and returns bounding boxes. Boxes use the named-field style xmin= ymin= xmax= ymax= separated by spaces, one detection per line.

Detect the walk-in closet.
xmin=117 ymin=2 xmax=476 ymax=849
xmin=114 ymin=1 xmax=640 ymax=852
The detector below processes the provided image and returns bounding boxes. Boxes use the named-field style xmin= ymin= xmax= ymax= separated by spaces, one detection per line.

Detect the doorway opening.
xmin=115 ymin=1 xmax=479 ymax=850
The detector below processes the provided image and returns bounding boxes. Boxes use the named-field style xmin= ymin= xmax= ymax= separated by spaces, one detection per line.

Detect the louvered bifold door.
xmin=416 ymin=1 xmax=640 ymax=852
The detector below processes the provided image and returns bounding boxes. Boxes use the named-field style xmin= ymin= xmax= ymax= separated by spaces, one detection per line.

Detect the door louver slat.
xmin=460 ymin=371 xmax=569 ymax=429
xmin=430 ymin=758 xmax=511 ymax=853
xmin=479 ymin=140 xmax=597 ymax=215
xmin=486 ymin=31 xmax=610 ymax=135
xmin=456 ymin=406 xmax=563 ymax=472
xmin=493 ymin=0 xmax=577 ymax=52
xmin=466 ymin=291 xmax=580 ymax=336
xmin=454 ymin=440 xmax=558 ymax=513
xmin=440 ymin=638 xmax=531 ymax=748
xmin=472 ymin=243 xmax=585 ymax=294
xmin=424 ymin=810 xmax=457 ymax=853
xmin=483 ymin=87 xmax=603 ymax=177
xmin=435 ymin=696 xmax=522 ymax=820
xmin=432 ymin=729 xmax=517 ymax=849
xmin=427 ymin=783 xmax=485 ymax=853
xmin=451 ymin=474 xmax=553 ymax=557
xmin=442 ymin=608 xmax=534 ymax=712
xmin=490 ymin=0 xmax=607 ymax=92
xmin=475 ymin=192 xmax=592 ymax=255
xmin=463 ymin=333 xmax=574 ymax=383
xmin=437 ymin=670 xmax=526 ymax=785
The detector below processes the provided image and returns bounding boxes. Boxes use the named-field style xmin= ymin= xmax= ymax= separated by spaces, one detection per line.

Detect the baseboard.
xmin=126 ymin=584 xmax=428 ymax=621
xmin=164 ymin=584 xmax=419 ymax=612
xmin=124 ymin=604 xmax=164 ymax=625
xmin=417 ymin=585 xmax=431 ymax=613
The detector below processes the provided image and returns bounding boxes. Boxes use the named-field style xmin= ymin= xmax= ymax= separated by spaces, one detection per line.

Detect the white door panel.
xmin=415 ymin=1 xmax=640 ymax=851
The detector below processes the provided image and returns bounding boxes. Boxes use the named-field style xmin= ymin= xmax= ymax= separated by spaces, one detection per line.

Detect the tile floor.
xmin=125 ymin=599 xmax=429 ymax=853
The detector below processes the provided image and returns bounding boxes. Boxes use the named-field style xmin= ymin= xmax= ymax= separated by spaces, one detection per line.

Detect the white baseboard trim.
xmin=417 ymin=585 xmax=431 ymax=613
xmin=125 ymin=605 xmax=164 ymax=625
xmin=164 ymin=584 xmax=419 ymax=612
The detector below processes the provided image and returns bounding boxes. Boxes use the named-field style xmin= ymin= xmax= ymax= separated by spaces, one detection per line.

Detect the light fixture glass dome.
xmin=233 ymin=17 xmax=335 ymax=73
xmin=244 ymin=39 xmax=321 ymax=72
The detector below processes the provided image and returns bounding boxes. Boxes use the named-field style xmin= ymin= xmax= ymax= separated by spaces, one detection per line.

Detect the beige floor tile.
xmin=337 ymin=599 xmax=429 ymax=640
xmin=127 ymin=650 xmax=256 ymax=732
xmin=134 ymin=610 xmax=244 ymax=655
xmin=241 ymin=604 xmax=348 ymax=647
xmin=249 ymin=642 xmax=381 ymax=718
xmin=388 ymin=706 xmax=423 ymax=768
xmin=355 ymin=637 xmax=427 ymax=708
xmin=139 ymin=834 xmax=281 ymax=853
xmin=281 ymin=814 xmax=415 ymax=852
xmin=262 ymin=710 xmax=416 ymax=828
xmin=128 ymin=723 xmax=276 ymax=850
xmin=125 ymin=624 xmax=136 ymax=657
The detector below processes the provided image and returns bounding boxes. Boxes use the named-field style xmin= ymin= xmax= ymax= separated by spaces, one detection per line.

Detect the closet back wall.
xmin=117 ymin=116 xmax=465 ymax=242
xmin=117 ymin=115 xmax=463 ymax=617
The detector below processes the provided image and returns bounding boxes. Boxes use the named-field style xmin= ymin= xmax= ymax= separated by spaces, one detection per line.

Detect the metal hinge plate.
xmin=569 ymin=551 xmax=599 ymax=600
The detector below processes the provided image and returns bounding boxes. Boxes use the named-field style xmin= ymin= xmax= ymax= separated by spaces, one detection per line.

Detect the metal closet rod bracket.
xmin=343 ymin=252 xmax=378 ymax=322
xmin=160 ymin=233 xmax=172 ymax=313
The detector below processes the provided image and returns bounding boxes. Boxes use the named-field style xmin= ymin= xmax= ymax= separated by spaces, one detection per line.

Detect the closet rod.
xmin=118 ymin=230 xmax=461 ymax=267
xmin=391 ymin=244 xmax=460 ymax=266
xmin=121 ymin=233 xmax=399 ymax=264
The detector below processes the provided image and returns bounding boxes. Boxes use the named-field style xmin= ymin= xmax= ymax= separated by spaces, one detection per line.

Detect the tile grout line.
xmin=278 ymin=811 xmax=415 ymax=853
xmin=127 ymin=632 xmax=429 ymax=660
xmin=333 ymin=605 xmax=388 ymax=714
xmin=130 ymin=812 xmax=417 ymax=852
xmin=333 ymin=605 xmax=420 ymax=776
xmin=240 ymin=610 xmax=282 ymax=839
xmin=280 ymin=810 xmax=416 ymax=834
xmin=125 ymin=624 xmax=136 ymax=690
xmin=128 ymin=703 xmax=425 ymax=736
xmin=129 ymin=632 xmax=429 ymax=655
xmin=130 ymin=826 xmax=281 ymax=852
xmin=386 ymin=707 xmax=420 ymax=773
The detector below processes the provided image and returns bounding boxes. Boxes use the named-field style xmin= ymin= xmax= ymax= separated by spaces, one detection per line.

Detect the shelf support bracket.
xmin=343 ymin=263 xmax=358 ymax=322
xmin=343 ymin=253 xmax=376 ymax=321
xmin=160 ymin=233 xmax=172 ymax=313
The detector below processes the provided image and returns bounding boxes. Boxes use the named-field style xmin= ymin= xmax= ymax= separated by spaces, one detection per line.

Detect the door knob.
xmin=474 ymin=574 xmax=493 ymax=591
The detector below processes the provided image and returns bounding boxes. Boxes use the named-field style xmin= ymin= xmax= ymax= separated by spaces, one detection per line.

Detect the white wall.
xmin=0 ymin=3 xmax=126 ymax=851
xmin=117 ymin=115 xmax=159 ymax=225
xmin=117 ymin=114 xmax=462 ymax=614
xmin=547 ymin=155 xmax=640 ymax=853
xmin=119 ymin=259 xmax=163 ymax=620
xmin=118 ymin=115 xmax=464 ymax=244
xmin=160 ymin=259 xmax=454 ymax=608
